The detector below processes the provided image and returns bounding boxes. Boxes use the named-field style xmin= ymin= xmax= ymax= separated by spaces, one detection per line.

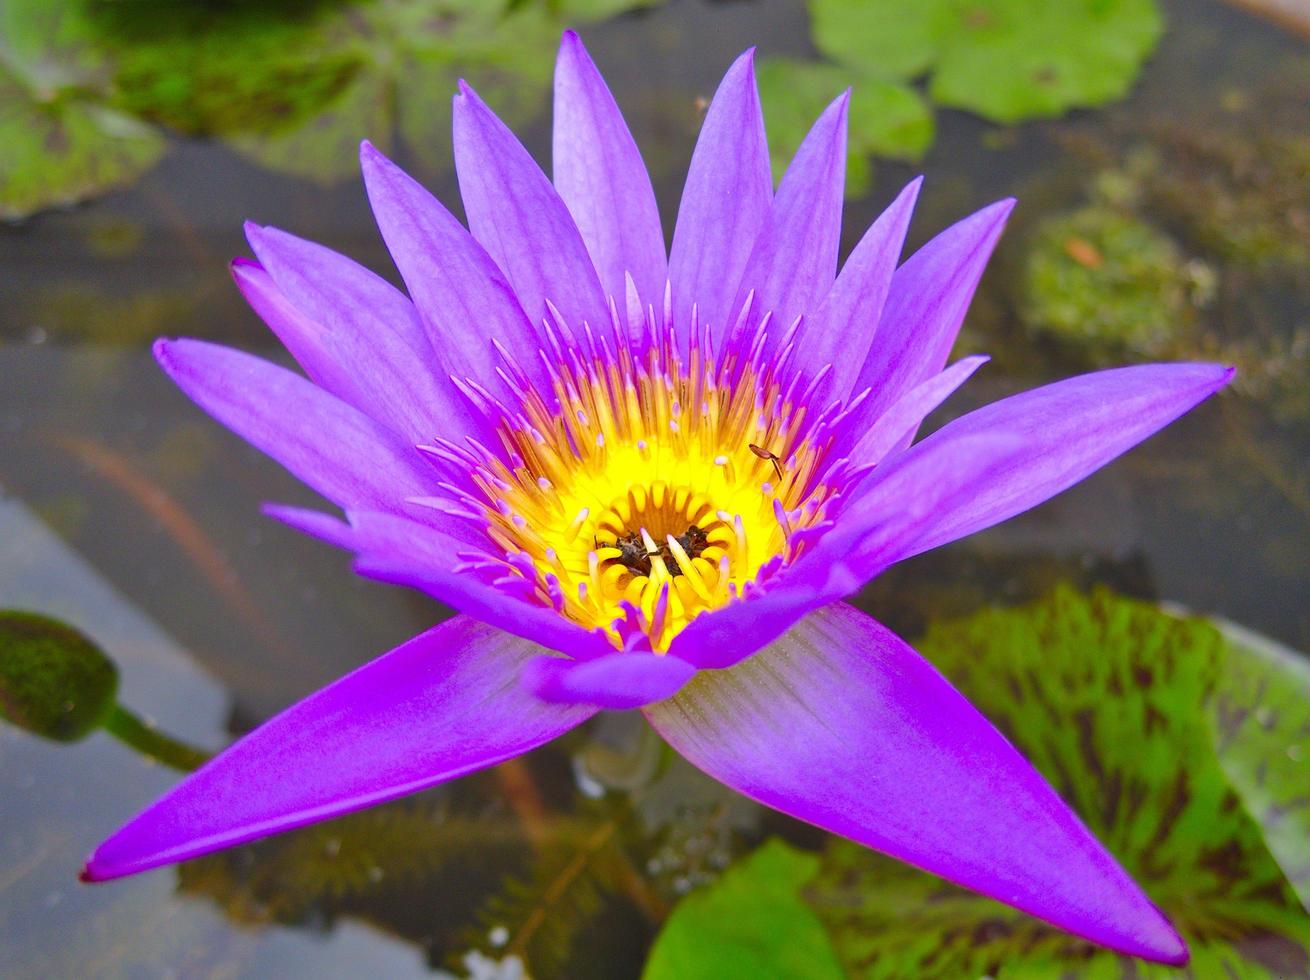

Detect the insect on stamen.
xmin=748 ymin=443 xmax=784 ymax=482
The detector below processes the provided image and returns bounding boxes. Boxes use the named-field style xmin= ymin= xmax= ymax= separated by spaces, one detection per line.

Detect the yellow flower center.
xmin=470 ymin=326 xmax=837 ymax=651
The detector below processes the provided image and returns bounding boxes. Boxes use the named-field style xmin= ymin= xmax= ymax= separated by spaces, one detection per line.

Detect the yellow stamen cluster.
xmin=470 ymin=326 xmax=837 ymax=651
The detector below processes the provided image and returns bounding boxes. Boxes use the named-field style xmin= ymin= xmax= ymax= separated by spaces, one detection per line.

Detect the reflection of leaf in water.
xmin=808 ymin=0 xmax=1163 ymax=124
xmin=807 ymin=588 xmax=1310 ymax=978
xmin=0 ymin=609 xmax=117 ymax=741
xmin=756 ymin=59 xmax=932 ymax=199
xmin=0 ymin=3 xmax=164 ymax=220
xmin=642 ymin=839 xmax=844 ymax=980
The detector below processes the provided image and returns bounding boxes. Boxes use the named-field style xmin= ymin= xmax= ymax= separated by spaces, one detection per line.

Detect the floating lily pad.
xmin=809 ymin=0 xmax=951 ymax=82
xmin=929 ymin=0 xmax=1164 ymax=124
xmin=0 ymin=3 xmax=164 ymax=220
xmin=1210 ymin=618 xmax=1310 ymax=912
xmin=757 ymin=59 xmax=933 ymax=198
xmin=806 ymin=588 xmax=1310 ymax=978
xmin=0 ymin=609 xmax=118 ymax=741
xmin=1021 ymin=204 xmax=1213 ymax=354
xmin=808 ymin=0 xmax=1163 ymax=124
xmin=642 ymin=838 xmax=844 ymax=980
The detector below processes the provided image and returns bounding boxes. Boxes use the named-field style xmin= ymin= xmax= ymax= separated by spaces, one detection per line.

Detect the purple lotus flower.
xmin=83 ymin=32 xmax=1230 ymax=964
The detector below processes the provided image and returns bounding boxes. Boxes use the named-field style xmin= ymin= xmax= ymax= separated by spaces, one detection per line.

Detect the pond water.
xmin=2 ymin=0 xmax=1309 ymax=977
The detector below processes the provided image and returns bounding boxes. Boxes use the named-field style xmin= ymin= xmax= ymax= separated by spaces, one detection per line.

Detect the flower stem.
xmin=102 ymin=704 xmax=211 ymax=772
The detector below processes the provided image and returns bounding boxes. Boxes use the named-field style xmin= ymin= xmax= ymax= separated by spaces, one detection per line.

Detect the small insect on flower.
xmin=747 ymin=442 xmax=784 ymax=481
xmin=84 ymin=28 xmax=1232 ymax=969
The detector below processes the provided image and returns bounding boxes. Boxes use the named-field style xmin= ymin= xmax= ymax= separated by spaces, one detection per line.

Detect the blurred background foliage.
xmin=3 ymin=0 xmax=1310 ymax=977
xmin=0 ymin=0 xmax=658 ymax=217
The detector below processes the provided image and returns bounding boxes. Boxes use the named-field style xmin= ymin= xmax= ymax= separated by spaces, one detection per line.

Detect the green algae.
xmin=1143 ymin=124 xmax=1310 ymax=270
xmin=1020 ymin=203 xmax=1214 ymax=354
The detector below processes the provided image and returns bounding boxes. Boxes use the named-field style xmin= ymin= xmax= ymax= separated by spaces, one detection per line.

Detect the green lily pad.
xmin=757 ymin=58 xmax=933 ymax=199
xmin=929 ymin=0 xmax=1164 ymax=124
xmin=809 ymin=0 xmax=953 ymax=82
xmin=807 ymin=0 xmax=1164 ymax=124
xmin=643 ymin=838 xmax=844 ymax=980
xmin=1210 ymin=619 xmax=1310 ymax=912
xmin=0 ymin=609 xmax=118 ymax=741
xmin=0 ymin=3 xmax=164 ymax=220
xmin=806 ymin=587 xmax=1310 ymax=977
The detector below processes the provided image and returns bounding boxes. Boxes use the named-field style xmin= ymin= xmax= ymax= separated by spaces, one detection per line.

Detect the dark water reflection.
xmin=2 ymin=0 xmax=1309 ymax=976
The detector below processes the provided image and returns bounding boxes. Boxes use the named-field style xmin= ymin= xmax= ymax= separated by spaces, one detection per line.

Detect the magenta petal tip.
xmin=151 ymin=336 xmax=175 ymax=366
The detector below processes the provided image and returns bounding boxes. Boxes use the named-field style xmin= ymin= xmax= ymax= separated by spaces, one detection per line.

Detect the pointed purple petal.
xmin=453 ymin=81 xmax=608 ymax=335
xmin=854 ymin=199 xmax=1014 ymax=421
xmin=730 ymin=91 xmax=848 ymax=346
xmin=335 ymin=511 xmax=614 ymax=661
xmin=243 ymin=224 xmax=490 ymax=443
xmin=668 ymin=49 xmax=771 ymax=343
xmin=262 ymin=506 xmax=608 ymax=660
xmin=845 ymin=354 xmax=988 ymax=465
xmin=553 ymin=31 xmax=666 ymax=310
xmin=243 ymin=221 xmax=428 ymax=353
xmin=839 ymin=362 xmax=1234 ymax=574
xmin=522 ymin=651 xmax=696 ymax=709
xmin=645 ymin=604 xmax=1188 ymax=965
xmin=154 ymin=339 xmax=429 ymax=511
xmin=359 ymin=141 xmax=549 ymax=392
xmin=231 ymin=258 xmax=342 ymax=392
xmin=803 ymin=177 xmax=921 ymax=396
xmin=83 ymin=617 xmax=596 ymax=880
xmin=261 ymin=503 xmax=356 ymax=548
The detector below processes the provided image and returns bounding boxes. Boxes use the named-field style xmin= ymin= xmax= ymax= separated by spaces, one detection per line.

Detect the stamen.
xmin=434 ymin=303 xmax=843 ymax=651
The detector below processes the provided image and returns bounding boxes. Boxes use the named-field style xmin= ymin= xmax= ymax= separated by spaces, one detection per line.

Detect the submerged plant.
xmin=1021 ymin=203 xmax=1214 ymax=354
xmin=83 ymin=32 xmax=1231 ymax=965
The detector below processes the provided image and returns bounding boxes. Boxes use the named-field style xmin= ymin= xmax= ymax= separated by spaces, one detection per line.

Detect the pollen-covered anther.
xmin=465 ymin=310 xmax=838 ymax=651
